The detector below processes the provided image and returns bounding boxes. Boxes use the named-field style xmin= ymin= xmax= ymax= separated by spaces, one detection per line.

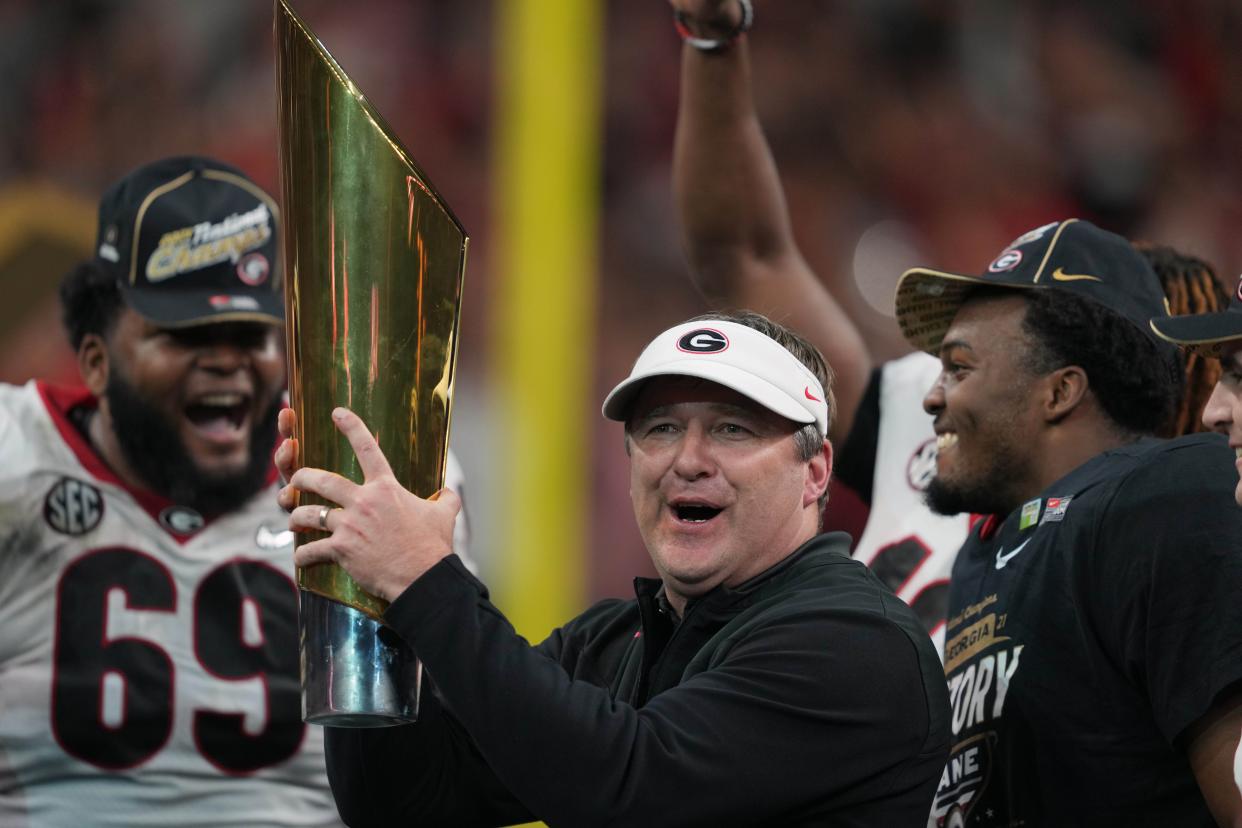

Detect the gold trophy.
xmin=275 ymin=0 xmax=468 ymax=726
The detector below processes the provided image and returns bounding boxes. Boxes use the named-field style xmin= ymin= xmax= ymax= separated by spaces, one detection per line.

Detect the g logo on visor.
xmin=676 ymin=329 xmax=729 ymax=354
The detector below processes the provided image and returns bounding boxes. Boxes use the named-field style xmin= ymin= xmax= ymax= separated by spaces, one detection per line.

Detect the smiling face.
xmin=626 ymin=377 xmax=829 ymax=613
xmin=1202 ymin=341 xmax=1242 ymax=506
xmin=922 ymin=294 xmax=1048 ymax=518
xmin=86 ymin=307 xmax=286 ymax=511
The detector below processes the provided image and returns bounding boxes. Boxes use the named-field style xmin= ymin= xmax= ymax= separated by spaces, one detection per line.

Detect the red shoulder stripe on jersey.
xmin=35 ymin=380 xmax=220 ymax=543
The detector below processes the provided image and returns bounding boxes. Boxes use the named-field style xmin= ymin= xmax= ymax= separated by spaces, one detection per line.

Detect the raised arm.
xmin=671 ymin=0 xmax=870 ymax=442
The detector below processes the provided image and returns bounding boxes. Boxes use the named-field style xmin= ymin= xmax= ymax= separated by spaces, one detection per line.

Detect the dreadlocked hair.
xmin=1136 ymin=243 xmax=1229 ymax=438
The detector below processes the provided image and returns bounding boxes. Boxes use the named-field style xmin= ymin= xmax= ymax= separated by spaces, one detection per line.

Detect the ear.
xmin=803 ymin=438 xmax=833 ymax=508
xmin=1042 ymin=365 xmax=1089 ymax=423
xmin=78 ymin=333 xmax=110 ymax=397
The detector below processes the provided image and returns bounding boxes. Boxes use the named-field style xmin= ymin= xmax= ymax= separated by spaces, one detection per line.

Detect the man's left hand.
xmin=285 ymin=407 xmax=461 ymax=602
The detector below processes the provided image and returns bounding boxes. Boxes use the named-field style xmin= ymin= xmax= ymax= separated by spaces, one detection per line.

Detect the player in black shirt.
xmin=895 ymin=218 xmax=1242 ymax=826
xmin=666 ymin=0 xmax=1229 ymax=659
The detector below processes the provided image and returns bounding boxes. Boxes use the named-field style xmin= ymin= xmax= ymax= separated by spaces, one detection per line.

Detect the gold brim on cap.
xmin=1149 ymin=317 xmax=1242 ymax=358
xmin=894 ymin=268 xmax=1035 ymax=354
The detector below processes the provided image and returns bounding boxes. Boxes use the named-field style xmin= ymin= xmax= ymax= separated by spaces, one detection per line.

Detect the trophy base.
xmin=300 ymin=590 xmax=422 ymax=727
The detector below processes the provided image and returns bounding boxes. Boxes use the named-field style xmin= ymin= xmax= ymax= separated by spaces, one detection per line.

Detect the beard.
xmin=104 ymin=371 xmax=281 ymax=516
xmin=923 ymin=442 xmax=1027 ymax=518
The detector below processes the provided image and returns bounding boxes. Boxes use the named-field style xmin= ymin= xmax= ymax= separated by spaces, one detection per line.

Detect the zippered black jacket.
xmin=325 ymin=533 xmax=950 ymax=827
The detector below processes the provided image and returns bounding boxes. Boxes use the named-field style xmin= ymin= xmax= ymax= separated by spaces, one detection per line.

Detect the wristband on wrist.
xmin=673 ymin=0 xmax=754 ymax=53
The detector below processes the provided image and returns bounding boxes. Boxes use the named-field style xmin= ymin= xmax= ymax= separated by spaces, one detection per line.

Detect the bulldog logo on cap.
xmin=677 ymin=328 xmax=729 ymax=353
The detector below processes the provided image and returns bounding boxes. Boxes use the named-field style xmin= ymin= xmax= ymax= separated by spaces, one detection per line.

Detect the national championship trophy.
xmin=275 ymin=0 xmax=468 ymax=726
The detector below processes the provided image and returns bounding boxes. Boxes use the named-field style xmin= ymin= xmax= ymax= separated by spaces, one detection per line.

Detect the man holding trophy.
xmin=277 ymin=310 xmax=951 ymax=826
xmin=272 ymin=1 xmax=945 ymax=823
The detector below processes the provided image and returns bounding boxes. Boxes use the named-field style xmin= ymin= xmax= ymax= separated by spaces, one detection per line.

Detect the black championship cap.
xmin=1150 ymin=275 xmax=1242 ymax=357
xmin=894 ymin=218 xmax=1170 ymax=354
xmin=94 ymin=155 xmax=282 ymax=327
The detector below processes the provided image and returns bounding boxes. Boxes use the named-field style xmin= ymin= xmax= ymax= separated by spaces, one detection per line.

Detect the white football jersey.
xmin=0 ymin=381 xmax=339 ymax=827
xmin=850 ymin=352 xmax=971 ymax=655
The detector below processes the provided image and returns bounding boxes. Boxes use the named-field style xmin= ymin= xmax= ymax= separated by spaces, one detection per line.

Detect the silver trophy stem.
xmin=299 ymin=590 xmax=421 ymax=727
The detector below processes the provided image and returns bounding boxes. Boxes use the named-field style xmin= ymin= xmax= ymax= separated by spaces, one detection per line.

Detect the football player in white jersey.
xmin=1 ymin=156 xmax=335 ymax=826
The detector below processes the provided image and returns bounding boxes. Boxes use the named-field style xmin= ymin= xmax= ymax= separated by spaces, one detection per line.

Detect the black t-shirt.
xmin=931 ymin=434 xmax=1242 ymax=827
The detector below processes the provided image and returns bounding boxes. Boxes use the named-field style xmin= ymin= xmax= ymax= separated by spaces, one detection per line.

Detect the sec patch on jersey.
xmin=44 ymin=477 xmax=104 ymax=537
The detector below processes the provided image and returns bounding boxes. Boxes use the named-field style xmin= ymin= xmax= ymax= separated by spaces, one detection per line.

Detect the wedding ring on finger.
xmin=317 ymin=505 xmax=333 ymax=531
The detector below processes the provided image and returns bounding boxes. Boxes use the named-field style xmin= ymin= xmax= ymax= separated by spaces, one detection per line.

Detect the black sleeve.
xmin=331 ymin=556 xmax=942 ymax=827
xmin=834 ymin=365 xmax=883 ymax=506
xmin=325 ymin=688 xmax=533 ymax=828
xmin=1097 ymin=436 xmax=1242 ymax=746
xmin=323 ymin=570 xmax=580 ymax=828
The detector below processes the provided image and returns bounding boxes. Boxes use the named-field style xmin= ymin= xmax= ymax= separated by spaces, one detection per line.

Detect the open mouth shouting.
xmin=669 ymin=497 xmax=726 ymax=525
xmin=184 ymin=390 xmax=253 ymax=444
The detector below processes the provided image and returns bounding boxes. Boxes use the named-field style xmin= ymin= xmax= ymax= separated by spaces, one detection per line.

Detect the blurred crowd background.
xmin=1 ymin=0 xmax=1239 ymax=631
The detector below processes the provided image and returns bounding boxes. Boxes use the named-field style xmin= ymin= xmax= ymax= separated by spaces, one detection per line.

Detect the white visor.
xmin=601 ymin=320 xmax=829 ymax=437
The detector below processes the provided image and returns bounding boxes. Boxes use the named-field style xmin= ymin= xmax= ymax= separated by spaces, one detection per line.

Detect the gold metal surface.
xmin=275 ymin=0 xmax=467 ymax=620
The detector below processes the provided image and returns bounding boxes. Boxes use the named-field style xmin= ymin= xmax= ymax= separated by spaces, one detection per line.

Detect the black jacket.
xmin=326 ymin=533 xmax=950 ymax=827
